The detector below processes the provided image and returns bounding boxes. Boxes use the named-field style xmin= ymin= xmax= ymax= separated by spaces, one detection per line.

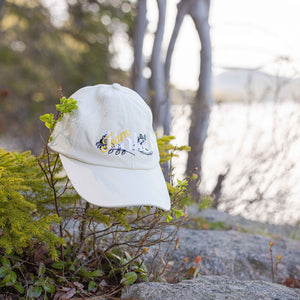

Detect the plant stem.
xmin=78 ymin=201 xmax=90 ymax=253
xmin=269 ymin=246 xmax=274 ymax=282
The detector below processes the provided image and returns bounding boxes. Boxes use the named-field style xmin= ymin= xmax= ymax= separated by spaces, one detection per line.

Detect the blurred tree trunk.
xmin=0 ymin=0 xmax=5 ymax=21
xmin=131 ymin=0 xmax=148 ymax=100
xmin=150 ymin=0 xmax=171 ymax=180
xmin=131 ymin=0 xmax=212 ymax=193
xmin=150 ymin=0 xmax=168 ymax=134
xmin=164 ymin=1 xmax=190 ymax=136
xmin=165 ymin=3 xmax=187 ymax=82
xmin=132 ymin=0 xmax=177 ymax=135
xmin=186 ymin=0 xmax=212 ymax=199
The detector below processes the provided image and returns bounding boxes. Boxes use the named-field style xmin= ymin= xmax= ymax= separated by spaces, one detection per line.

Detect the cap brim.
xmin=60 ymin=154 xmax=171 ymax=211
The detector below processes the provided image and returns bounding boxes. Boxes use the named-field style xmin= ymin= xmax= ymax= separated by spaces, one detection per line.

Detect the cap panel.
xmin=49 ymin=85 xmax=106 ymax=166
xmin=93 ymin=85 xmax=157 ymax=169
xmin=49 ymin=84 xmax=158 ymax=170
xmin=93 ymin=85 xmax=136 ymax=169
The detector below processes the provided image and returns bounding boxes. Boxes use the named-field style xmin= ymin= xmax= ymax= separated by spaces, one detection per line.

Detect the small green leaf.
xmin=0 ymin=274 xmax=12 ymax=287
xmin=0 ymin=270 xmax=16 ymax=287
xmin=34 ymin=279 xmax=45 ymax=286
xmin=1 ymin=257 xmax=10 ymax=267
xmin=55 ymin=104 xmax=64 ymax=112
xmin=44 ymin=283 xmax=56 ymax=293
xmin=166 ymin=214 xmax=173 ymax=222
xmin=139 ymin=262 xmax=148 ymax=273
xmin=27 ymin=285 xmax=43 ymax=298
xmin=38 ymin=263 xmax=46 ymax=277
xmin=124 ymin=251 xmax=132 ymax=261
xmin=121 ymin=272 xmax=138 ymax=286
xmin=88 ymin=270 xmax=104 ymax=278
xmin=51 ymin=261 xmax=66 ymax=270
xmin=9 ymin=271 xmax=17 ymax=283
xmin=109 ymin=252 xmax=122 ymax=262
xmin=174 ymin=209 xmax=184 ymax=219
xmin=55 ymin=97 xmax=77 ymax=114
xmin=45 ymin=121 xmax=54 ymax=129
xmin=40 ymin=113 xmax=54 ymax=129
xmin=14 ymin=282 xmax=25 ymax=294
xmin=137 ymin=272 xmax=149 ymax=282
xmin=88 ymin=280 xmax=97 ymax=291
xmin=69 ymin=264 xmax=76 ymax=272
xmin=177 ymin=179 xmax=187 ymax=186
xmin=40 ymin=114 xmax=52 ymax=122
xmin=0 ymin=266 xmax=10 ymax=278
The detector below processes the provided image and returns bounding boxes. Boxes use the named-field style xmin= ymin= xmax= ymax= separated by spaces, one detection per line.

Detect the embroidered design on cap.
xmin=96 ymin=130 xmax=153 ymax=156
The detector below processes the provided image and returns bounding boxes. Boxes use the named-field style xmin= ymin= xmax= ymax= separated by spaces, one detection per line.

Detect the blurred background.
xmin=1 ymin=0 xmax=300 ymax=225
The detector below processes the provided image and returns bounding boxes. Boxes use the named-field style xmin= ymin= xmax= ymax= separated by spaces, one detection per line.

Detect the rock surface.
xmin=145 ymin=229 xmax=300 ymax=283
xmin=125 ymin=210 xmax=300 ymax=299
xmin=122 ymin=275 xmax=300 ymax=300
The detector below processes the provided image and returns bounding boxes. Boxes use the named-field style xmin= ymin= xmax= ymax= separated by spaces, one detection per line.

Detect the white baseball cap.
xmin=49 ymin=83 xmax=171 ymax=211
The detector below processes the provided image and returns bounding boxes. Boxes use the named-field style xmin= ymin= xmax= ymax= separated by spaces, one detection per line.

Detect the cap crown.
xmin=49 ymin=84 xmax=159 ymax=170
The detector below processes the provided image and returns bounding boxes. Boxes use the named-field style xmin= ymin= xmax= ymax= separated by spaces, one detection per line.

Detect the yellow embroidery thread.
xmin=101 ymin=130 xmax=131 ymax=153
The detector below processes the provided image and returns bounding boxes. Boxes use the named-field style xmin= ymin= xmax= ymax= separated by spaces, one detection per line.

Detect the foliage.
xmin=0 ymin=0 xmax=134 ymax=150
xmin=0 ymin=93 xmax=194 ymax=298
xmin=157 ymin=135 xmax=194 ymax=210
xmin=0 ymin=148 xmax=63 ymax=258
xmin=157 ymin=135 xmax=190 ymax=165
xmin=40 ymin=95 xmax=78 ymax=132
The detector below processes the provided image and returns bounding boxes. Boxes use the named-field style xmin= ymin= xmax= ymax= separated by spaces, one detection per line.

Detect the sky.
xmin=150 ymin=0 xmax=300 ymax=90
xmin=43 ymin=0 xmax=300 ymax=91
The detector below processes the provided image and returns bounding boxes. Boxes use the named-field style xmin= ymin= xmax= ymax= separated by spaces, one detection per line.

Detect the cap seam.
xmin=123 ymin=91 xmax=135 ymax=169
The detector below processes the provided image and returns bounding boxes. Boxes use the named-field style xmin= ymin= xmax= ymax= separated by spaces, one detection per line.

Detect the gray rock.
xmin=145 ymin=229 xmax=300 ymax=282
xmin=188 ymin=207 xmax=300 ymax=240
xmin=122 ymin=275 xmax=300 ymax=300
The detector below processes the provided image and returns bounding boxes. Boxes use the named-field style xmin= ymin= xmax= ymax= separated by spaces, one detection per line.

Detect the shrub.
xmin=0 ymin=92 xmax=195 ymax=299
xmin=0 ymin=148 xmax=63 ymax=258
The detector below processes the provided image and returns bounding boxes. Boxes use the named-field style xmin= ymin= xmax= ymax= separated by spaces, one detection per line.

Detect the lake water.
xmin=1 ymin=102 xmax=299 ymax=225
xmin=171 ymin=102 xmax=300 ymax=225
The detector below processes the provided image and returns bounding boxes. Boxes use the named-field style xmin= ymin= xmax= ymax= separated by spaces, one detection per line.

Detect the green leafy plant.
xmin=0 ymin=256 xmax=23 ymax=295
xmin=40 ymin=95 xmax=78 ymax=131
xmin=0 ymin=148 xmax=63 ymax=258
xmin=0 ymin=91 xmax=195 ymax=298
xmin=0 ymin=255 xmax=56 ymax=299
xmin=26 ymin=262 xmax=56 ymax=299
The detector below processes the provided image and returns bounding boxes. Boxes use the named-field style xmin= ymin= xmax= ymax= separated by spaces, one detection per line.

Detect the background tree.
xmin=150 ymin=0 xmax=168 ymax=134
xmin=0 ymin=0 xmax=4 ymax=19
xmin=131 ymin=0 xmax=147 ymax=100
xmin=0 ymin=0 xmax=134 ymax=153
xmin=184 ymin=0 xmax=212 ymax=198
xmin=131 ymin=0 xmax=212 ymax=198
